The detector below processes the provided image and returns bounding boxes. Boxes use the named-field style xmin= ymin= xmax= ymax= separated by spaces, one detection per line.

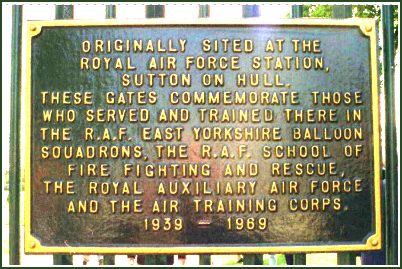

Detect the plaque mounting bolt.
xmin=370 ymin=238 xmax=378 ymax=246
xmin=365 ymin=25 xmax=372 ymax=33
xmin=30 ymin=241 xmax=36 ymax=249
xmin=30 ymin=25 xmax=37 ymax=32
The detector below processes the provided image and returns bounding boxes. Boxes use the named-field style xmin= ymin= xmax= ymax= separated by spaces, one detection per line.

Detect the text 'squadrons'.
xmin=25 ymin=19 xmax=381 ymax=254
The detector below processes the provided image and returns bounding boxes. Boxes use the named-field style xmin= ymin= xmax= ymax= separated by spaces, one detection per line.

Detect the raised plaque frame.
xmin=24 ymin=19 xmax=381 ymax=254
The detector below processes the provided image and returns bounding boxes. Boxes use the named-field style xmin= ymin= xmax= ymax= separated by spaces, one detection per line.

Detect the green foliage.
xmin=276 ymin=254 xmax=288 ymax=265
xmin=300 ymin=4 xmax=398 ymax=48
xmin=302 ymin=5 xmax=310 ymax=17
xmin=354 ymin=5 xmax=380 ymax=18
xmin=307 ymin=5 xmax=333 ymax=18
xmin=393 ymin=6 xmax=399 ymax=48
xmin=353 ymin=5 xmax=398 ymax=49
xmin=221 ymin=254 xmax=287 ymax=265
xmin=262 ymin=254 xmax=287 ymax=265
xmin=223 ymin=260 xmax=242 ymax=266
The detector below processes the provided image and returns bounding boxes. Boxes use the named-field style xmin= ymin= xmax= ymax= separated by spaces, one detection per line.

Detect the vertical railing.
xmin=9 ymin=4 xmax=23 ymax=265
xmin=198 ymin=4 xmax=211 ymax=266
xmin=382 ymin=4 xmax=398 ymax=266
xmin=242 ymin=4 xmax=260 ymax=18
xmin=142 ymin=4 xmax=168 ymax=266
xmin=291 ymin=5 xmax=303 ymax=18
xmin=106 ymin=4 xmax=116 ymax=20
xmin=199 ymin=4 xmax=210 ymax=19
xmin=290 ymin=4 xmax=307 ymax=267
xmin=199 ymin=254 xmax=211 ymax=266
xmin=332 ymin=5 xmax=352 ymax=18
xmin=146 ymin=4 xmax=164 ymax=19
xmin=53 ymin=4 xmax=74 ymax=266
xmin=242 ymin=5 xmax=263 ymax=266
xmin=332 ymin=4 xmax=356 ymax=265
xmin=55 ymin=4 xmax=73 ymax=21
xmin=103 ymin=3 xmax=117 ymax=266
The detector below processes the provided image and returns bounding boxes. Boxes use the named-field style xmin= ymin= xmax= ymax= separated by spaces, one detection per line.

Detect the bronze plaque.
xmin=25 ymin=19 xmax=381 ymax=254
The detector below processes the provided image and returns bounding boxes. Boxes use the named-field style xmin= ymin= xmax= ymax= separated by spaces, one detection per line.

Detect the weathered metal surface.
xmin=331 ymin=5 xmax=357 ymax=266
xmin=52 ymin=5 xmax=74 ymax=266
xmin=25 ymin=20 xmax=381 ymax=254
xmin=240 ymin=7 xmax=263 ymax=265
xmin=291 ymin=6 xmax=306 ymax=265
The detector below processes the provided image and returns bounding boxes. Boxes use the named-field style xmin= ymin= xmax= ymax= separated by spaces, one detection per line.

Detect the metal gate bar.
xmin=331 ymin=5 xmax=357 ymax=265
xmin=382 ymin=4 xmax=398 ymax=266
xmin=142 ymin=4 xmax=167 ymax=265
xmin=290 ymin=5 xmax=307 ymax=266
xmin=52 ymin=5 xmax=74 ymax=265
xmin=241 ymin=3 xmax=264 ymax=266
xmin=103 ymin=4 xmax=117 ymax=266
xmin=198 ymin=5 xmax=211 ymax=266
xmin=9 ymin=4 xmax=22 ymax=265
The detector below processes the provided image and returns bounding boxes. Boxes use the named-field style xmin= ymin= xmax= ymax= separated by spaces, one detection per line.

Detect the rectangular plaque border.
xmin=24 ymin=18 xmax=382 ymax=254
